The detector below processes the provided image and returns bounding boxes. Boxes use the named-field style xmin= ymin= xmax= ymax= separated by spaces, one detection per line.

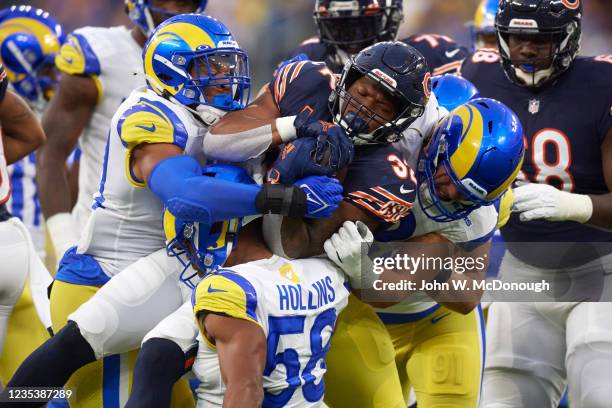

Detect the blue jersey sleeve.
xmin=267 ymin=60 xmax=335 ymax=119
xmin=55 ymin=31 xmax=101 ymax=76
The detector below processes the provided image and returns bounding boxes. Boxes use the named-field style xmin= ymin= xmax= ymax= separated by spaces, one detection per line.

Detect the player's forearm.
xmin=0 ymin=93 xmax=45 ymax=163
xmin=36 ymin=150 xmax=74 ymax=218
xmin=223 ymin=382 xmax=264 ymax=408
xmin=587 ymin=193 xmax=612 ymax=230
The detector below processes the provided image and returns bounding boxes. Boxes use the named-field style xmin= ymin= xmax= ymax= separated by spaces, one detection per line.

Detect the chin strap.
xmin=514 ymin=65 xmax=554 ymax=87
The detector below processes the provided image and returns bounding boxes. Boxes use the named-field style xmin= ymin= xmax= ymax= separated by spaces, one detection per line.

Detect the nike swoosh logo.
xmin=207 ymin=285 xmax=226 ymax=293
xmin=431 ymin=312 xmax=451 ymax=324
xmin=136 ymin=124 xmax=156 ymax=132
xmin=64 ymin=57 xmax=73 ymax=64
xmin=400 ymin=185 xmax=414 ymax=194
xmin=445 ymin=49 xmax=461 ymax=59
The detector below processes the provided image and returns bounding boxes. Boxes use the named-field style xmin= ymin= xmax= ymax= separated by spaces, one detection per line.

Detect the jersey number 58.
xmin=263 ymin=308 xmax=337 ymax=407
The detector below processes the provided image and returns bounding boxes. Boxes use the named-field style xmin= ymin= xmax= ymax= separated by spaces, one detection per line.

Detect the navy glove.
xmin=295 ymin=175 xmax=344 ymax=219
xmin=267 ymin=138 xmax=334 ymax=185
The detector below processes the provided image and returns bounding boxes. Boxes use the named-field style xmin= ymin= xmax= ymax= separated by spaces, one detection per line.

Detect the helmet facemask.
xmin=314 ymin=0 xmax=403 ymax=55
xmin=330 ymin=62 xmax=425 ymax=145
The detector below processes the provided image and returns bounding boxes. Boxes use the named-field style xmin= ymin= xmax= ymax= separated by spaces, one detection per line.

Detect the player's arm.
xmin=203 ymin=85 xmax=296 ymax=162
xmin=0 ymin=90 xmax=45 ymax=164
xmin=199 ymin=313 xmax=266 ymax=408
xmin=512 ymin=127 xmax=612 ymax=229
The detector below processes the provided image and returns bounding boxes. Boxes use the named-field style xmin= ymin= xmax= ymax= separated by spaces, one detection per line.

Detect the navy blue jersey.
xmin=0 ymin=63 xmax=7 ymax=102
xmin=289 ymin=33 xmax=468 ymax=75
xmin=268 ymin=59 xmax=335 ymax=121
xmin=267 ymin=60 xmax=416 ymax=228
xmin=401 ymin=34 xmax=469 ymax=76
xmin=343 ymin=145 xmax=416 ymax=228
xmin=462 ymin=51 xmax=612 ymax=263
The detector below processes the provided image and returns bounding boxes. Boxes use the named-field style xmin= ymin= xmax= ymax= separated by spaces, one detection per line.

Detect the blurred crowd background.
xmin=1 ymin=0 xmax=610 ymax=89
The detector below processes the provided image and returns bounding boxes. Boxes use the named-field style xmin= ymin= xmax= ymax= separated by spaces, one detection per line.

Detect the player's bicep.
xmin=41 ymin=73 xmax=98 ymax=157
xmin=205 ymin=314 xmax=266 ymax=397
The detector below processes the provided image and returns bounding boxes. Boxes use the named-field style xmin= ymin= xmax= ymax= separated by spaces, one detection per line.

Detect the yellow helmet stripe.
xmin=163 ymin=210 xmax=177 ymax=241
xmin=487 ymin=154 xmax=524 ymax=200
xmin=449 ymin=104 xmax=484 ymax=179
xmin=208 ymin=221 xmax=230 ymax=250
xmin=0 ymin=17 xmax=61 ymax=55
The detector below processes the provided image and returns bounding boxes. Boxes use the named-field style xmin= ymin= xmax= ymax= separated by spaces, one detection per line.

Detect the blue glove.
xmin=267 ymin=138 xmax=335 ymax=184
xmin=273 ymin=53 xmax=309 ymax=77
xmin=295 ymin=175 xmax=344 ymax=219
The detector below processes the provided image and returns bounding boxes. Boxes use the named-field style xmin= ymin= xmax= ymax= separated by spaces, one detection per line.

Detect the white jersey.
xmin=55 ymin=25 xmax=145 ymax=232
xmin=376 ymin=200 xmax=498 ymax=315
xmin=192 ymin=255 xmax=349 ymax=407
xmin=394 ymin=92 xmax=447 ymax=170
xmin=77 ymin=87 xmax=208 ymax=277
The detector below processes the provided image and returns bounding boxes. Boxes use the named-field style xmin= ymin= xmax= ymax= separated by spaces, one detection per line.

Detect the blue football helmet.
xmin=0 ymin=5 xmax=64 ymax=106
xmin=468 ymin=0 xmax=498 ymax=51
xmin=496 ymin=0 xmax=582 ymax=88
xmin=431 ymin=74 xmax=480 ymax=112
xmin=163 ymin=164 xmax=256 ymax=289
xmin=417 ymin=98 xmax=525 ymax=222
xmin=330 ymin=41 xmax=431 ymax=145
xmin=143 ymin=14 xmax=250 ymax=112
xmin=125 ymin=0 xmax=207 ymax=36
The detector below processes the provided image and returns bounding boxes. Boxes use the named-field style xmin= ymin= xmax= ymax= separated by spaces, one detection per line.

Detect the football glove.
xmin=324 ymin=220 xmax=374 ymax=289
xmin=512 ymin=183 xmax=593 ymax=223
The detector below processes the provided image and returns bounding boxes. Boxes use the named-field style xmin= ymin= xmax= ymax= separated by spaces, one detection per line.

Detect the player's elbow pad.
xmin=147 ymin=155 xmax=261 ymax=223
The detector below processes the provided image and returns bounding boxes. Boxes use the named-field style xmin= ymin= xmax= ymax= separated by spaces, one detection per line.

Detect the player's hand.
xmin=294 ymin=110 xmax=354 ymax=167
xmin=267 ymin=138 xmax=334 ymax=184
xmin=295 ymin=175 xmax=343 ymax=218
xmin=324 ymin=220 xmax=374 ymax=289
xmin=512 ymin=183 xmax=593 ymax=223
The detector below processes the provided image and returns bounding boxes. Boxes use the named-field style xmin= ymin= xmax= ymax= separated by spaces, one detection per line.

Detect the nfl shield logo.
xmin=528 ymin=99 xmax=540 ymax=114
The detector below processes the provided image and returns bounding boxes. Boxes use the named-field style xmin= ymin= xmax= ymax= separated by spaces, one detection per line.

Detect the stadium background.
xmin=2 ymin=0 xmax=610 ymax=89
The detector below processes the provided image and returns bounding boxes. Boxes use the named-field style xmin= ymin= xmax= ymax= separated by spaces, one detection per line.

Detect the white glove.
xmin=512 ymin=183 xmax=593 ymax=223
xmin=324 ymin=220 xmax=374 ymax=289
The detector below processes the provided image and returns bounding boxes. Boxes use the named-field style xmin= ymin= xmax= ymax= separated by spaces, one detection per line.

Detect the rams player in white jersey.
xmin=322 ymin=98 xmax=524 ymax=408
xmin=1 ymin=14 xmax=344 ymax=407
xmin=32 ymin=1 xmax=206 ymax=406
xmin=0 ymin=5 xmax=64 ymax=387
xmin=0 ymin=62 xmax=46 ymax=385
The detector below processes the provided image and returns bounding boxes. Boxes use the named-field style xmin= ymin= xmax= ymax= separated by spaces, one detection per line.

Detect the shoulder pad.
xmin=460 ymin=49 xmax=500 ymax=80
xmin=193 ymin=270 xmax=259 ymax=325
xmin=55 ymin=30 xmax=101 ymax=76
xmin=268 ymin=60 xmax=333 ymax=114
xmin=117 ymin=97 xmax=188 ymax=150
xmin=402 ymin=34 xmax=468 ymax=74
xmin=290 ymin=38 xmax=329 ymax=61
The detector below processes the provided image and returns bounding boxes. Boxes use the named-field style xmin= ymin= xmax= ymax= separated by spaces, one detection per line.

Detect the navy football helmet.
xmin=329 ymin=41 xmax=431 ymax=145
xmin=431 ymin=74 xmax=480 ymax=112
xmin=314 ymin=0 xmax=403 ymax=54
xmin=495 ymin=0 xmax=582 ymax=88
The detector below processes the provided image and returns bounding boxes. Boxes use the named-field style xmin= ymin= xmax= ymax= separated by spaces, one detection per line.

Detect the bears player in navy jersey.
xmin=461 ymin=1 xmax=612 ymax=406
xmin=286 ymin=0 xmax=467 ymax=77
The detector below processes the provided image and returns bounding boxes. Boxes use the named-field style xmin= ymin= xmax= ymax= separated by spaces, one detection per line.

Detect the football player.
xmin=150 ymin=166 xmax=350 ymax=408
xmin=287 ymin=0 xmax=468 ymax=77
xmin=0 ymin=5 xmax=63 ymax=384
xmin=0 ymin=15 xmax=343 ymax=408
xmin=323 ymin=97 xmax=524 ymax=408
xmin=0 ymin=62 xmax=46 ymax=383
xmin=461 ymin=1 xmax=612 ymax=406
xmin=35 ymin=1 xmax=207 ymax=406
xmin=467 ymin=0 xmax=499 ymax=51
